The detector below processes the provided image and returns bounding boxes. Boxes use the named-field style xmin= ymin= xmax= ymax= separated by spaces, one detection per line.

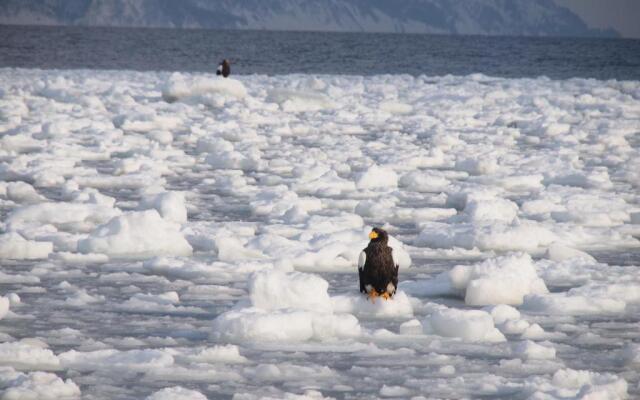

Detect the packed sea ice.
xmin=0 ymin=68 xmax=639 ymax=399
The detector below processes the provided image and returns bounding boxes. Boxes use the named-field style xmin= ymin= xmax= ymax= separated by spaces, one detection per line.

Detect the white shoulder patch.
xmin=357 ymin=251 xmax=366 ymax=271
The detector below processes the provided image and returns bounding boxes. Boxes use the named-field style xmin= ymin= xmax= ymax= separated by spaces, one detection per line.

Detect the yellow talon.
xmin=381 ymin=292 xmax=391 ymax=300
xmin=368 ymin=289 xmax=379 ymax=303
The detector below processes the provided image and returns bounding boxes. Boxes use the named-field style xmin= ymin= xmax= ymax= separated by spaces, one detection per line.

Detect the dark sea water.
xmin=1 ymin=24 xmax=639 ymax=80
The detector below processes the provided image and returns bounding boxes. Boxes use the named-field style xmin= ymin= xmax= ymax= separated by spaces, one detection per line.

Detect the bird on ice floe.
xmin=216 ymin=59 xmax=231 ymax=78
xmin=358 ymin=227 xmax=399 ymax=302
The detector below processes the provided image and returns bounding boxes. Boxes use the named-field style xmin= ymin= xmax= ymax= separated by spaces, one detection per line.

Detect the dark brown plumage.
xmin=358 ymin=227 xmax=399 ymax=301
xmin=217 ymin=59 xmax=231 ymax=78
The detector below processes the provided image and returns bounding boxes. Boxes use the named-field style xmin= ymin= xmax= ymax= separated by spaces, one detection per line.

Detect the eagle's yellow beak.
xmin=369 ymin=231 xmax=378 ymax=240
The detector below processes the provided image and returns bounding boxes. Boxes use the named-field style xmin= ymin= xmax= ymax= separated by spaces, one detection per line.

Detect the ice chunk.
xmin=486 ymin=304 xmax=521 ymax=325
xmin=354 ymin=197 xmax=397 ymax=219
xmin=232 ymin=389 xmax=334 ymax=400
xmin=523 ymin=292 xmax=626 ymax=315
xmin=294 ymin=170 xmax=357 ymax=197
xmin=545 ymin=168 xmax=613 ymax=190
xmin=249 ymin=270 xmax=332 ymax=313
xmin=439 ymin=365 xmax=456 ymax=375
xmin=522 ymin=188 xmax=631 ymax=227
xmin=355 ymin=165 xmax=398 ymax=190
xmin=512 ymin=340 xmax=556 ymax=360
xmin=181 ymin=345 xmax=248 ymax=364
xmin=7 ymin=293 xmax=20 ymax=306
xmin=146 ymin=386 xmax=207 ymax=400
xmin=204 ymin=142 xmax=263 ymax=171
xmin=379 ymin=101 xmax=413 ymax=114
xmin=4 ymin=181 xmax=46 ymax=204
xmin=455 ymin=157 xmax=498 ymax=175
xmin=7 ymin=202 xmax=121 ymax=232
xmin=621 ymin=343 xmax=640 ymax=367
xmin=162 ymin=73 xmax=247 ymax=103
xmin=212 ymin=307 xmax=361 ymax=343
xmin=545 ymin=242 xmax=595 ymax=262
xmin=525 ymin=369 xmax=628 ymax=399
xmin=139 ymin=191 xmax=188 ymax=224
xmin=449 ymin=253 xmax=548 ymax=306
xmin=118 ymin=291 xmax=204 ymax=315
xmin=0 ymin=296 xmax=9 ymax=320
xmin=68 ymin=187 xmax=116 ymax=208
xmin=462 ymin=198 xmax=518 ymax=223
xmin=416 ymin=220 xmax=556 ymax=252
xmin=379 ymin=385 xmax=412 ymax=397
xmin=423 ymin=306 xmax=506 ymax=342
xmin=399 ymin=319 xmax=423 ymax=335
xmin=59 ymin=348 xmax=174 ymax=372
xmin=408 ymin=254 xmax=548 ymax=306
xmin=213 ymin=270 xmax=361 ymax=342
xmin=331 ymin=291 xmax=414 ymax=319
xmin=268 ymin=89 xmax=336 ymax=112
xmin=249 ymin=186 xmax=317 ymax=218
xmin=62 ymin=287 xmax=105 ymax=307
xmin=78 ymin=210 xmax=193 ymax=259
xmin=51 ymin=252 xmax=109 ymax=265
xmin=0 ymin=341 xmax=60 ymax=370
xmin=0 ymin=232 xmax=52 ymax=260
xmin=399 ymin=171 xmax=451 ymax=193
xmin=2 ymin=371 xmax=81 ymax=400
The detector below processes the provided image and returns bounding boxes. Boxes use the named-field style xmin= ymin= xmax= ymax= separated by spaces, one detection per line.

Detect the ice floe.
xmin=212 ymin=270 xmax=362 ymax=342
xmin=77 ymin=210 xmax=193 ymax=259
xmin=0 ymin=68 xmax=638 ymax=399
xmin=423 ymin=305 xmax=506 ymax=342
xmin=146 ymin=386 xmax=207 ymax=400
xmin=1 ymin=370 xmax=81 ymax=400
xmin=402 ymin=253 xmax=548 ymax=306
xmin=0 ymin=232 xmax=52 ymax=260
xmin=0 ymin=341 xmax=60 ymax=371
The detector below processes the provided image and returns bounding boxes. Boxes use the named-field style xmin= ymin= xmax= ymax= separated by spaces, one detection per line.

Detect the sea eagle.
xmin=358 ymin=227 xmax=399 ymax=301
xmin=217 ymin=59 xmax=231 ymax=78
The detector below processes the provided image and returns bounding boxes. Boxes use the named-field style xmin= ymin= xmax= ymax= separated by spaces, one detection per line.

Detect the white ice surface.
xmin=212 ymin=270 xmax=362 ymax=342
xmin=403 ymin=253 xmax=549 ymax=306
xmin=77 ymin=210 xmax=193 ymax=259
xmin=0 ymin=297 xmax=9 ymax=321
xmin=423 ymin=305 xmax=506 ymax=342
xmin=0 ymin=69 xmax=638 ymax=399
xmin=146 ymin=386 xmax=207 ymax=400
xmin=1 ymin=370 xmax=81 ymax=400
xmin=0 ymin=232 xmax=52 ymax=260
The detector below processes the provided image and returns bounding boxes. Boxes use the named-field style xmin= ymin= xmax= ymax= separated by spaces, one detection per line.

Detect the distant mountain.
xmin=0 ymin=0 xmax=619 ymax=38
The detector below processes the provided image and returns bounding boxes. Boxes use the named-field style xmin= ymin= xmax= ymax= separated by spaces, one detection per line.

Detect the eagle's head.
xmin=368 ymin=227 xmax=389 ymax=244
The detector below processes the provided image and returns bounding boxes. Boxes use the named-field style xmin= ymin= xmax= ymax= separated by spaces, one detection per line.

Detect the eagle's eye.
xmin=369 ymin=230 xmax=379 ymax=239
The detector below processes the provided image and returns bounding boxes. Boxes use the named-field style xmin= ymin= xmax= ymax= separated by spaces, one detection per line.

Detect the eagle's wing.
xmin=390 ymin=247 xmax=398 ymax=268
xmin=358 ymin=251 xmax=367 ymax=293
xmin=357 ymin=251 xmax=366 ymax=271
xmin=390 ymin=248 xmax=399 ymax=294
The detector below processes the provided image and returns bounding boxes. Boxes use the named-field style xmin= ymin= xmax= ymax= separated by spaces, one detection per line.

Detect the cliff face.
xmin=0 ymin=0 xmax=619 ymax=38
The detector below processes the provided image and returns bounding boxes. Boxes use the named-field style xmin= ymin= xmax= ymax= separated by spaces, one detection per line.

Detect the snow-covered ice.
xmin=403 ymin=253 xmax=549 ymax=306
xmin=0 ymin=68 xmax=639 ymax=399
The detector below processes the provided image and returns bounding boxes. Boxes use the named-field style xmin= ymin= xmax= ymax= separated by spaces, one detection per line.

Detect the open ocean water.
xmin=1 ymin=24 xmax=640 ymax=80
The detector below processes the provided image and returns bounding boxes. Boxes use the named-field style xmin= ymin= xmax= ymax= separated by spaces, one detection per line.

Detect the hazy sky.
xmin=553 ymin=0 xmax=640 ymax=38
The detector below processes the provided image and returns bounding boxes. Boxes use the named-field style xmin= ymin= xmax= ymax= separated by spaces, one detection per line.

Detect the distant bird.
xmin=358 ymin=227 xmax=399 ymax=301
xmin=217 ymin=59 xmax=231 ymax=78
